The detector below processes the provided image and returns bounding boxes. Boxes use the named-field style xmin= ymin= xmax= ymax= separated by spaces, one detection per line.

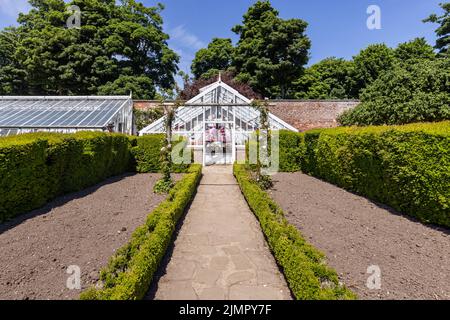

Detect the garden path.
xmin=151 ymin=166 xmax=292 ymax=300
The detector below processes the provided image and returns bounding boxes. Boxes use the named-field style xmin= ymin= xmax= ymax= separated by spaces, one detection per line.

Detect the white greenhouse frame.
xmin=0 ymin=95 xmax=134 ymax=136
xmin=140 ymin=80 xmax=298 ymax=166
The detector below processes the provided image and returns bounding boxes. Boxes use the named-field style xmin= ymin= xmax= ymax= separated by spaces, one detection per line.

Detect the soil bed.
xmin=269 ymin=172 xmax=450 ymax=300
xmin=0 ymin=173 xmax=173 ymax=300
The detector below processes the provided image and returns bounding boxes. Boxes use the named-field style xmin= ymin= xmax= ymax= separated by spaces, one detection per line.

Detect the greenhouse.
xmin=0 ymin=95 xmax=134 ymax=136
xmin=140 ymin=79 xmax=297 ymax=166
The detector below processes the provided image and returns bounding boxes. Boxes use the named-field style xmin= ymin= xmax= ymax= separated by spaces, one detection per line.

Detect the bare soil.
xmin=0 ymin=173 xmax=169 ymax=300
xmin=269 ymin=172 xmax=450 ymax=300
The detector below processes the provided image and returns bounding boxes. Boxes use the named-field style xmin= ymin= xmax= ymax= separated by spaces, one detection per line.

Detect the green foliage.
xmin=132 ymin=134 xmax=164 ymax=173
xmin=0 ymin=0 xmax=179 ymax=97
xmin=339 ymin=59 xmax=450 ymax=126
xmin=0 ymin=132 xmax=134 ymax=222
xmin=246 ymin=130 xmax=303 ymax=172
xmin=352 ymin=44 xmax=396 ymax=95
xmin=231 ymin=1 xmax=311 ymax=98
xmin=298 ymin=122 xmax=450 ymax=228
xmin=153 ymin=178 xmax=174 ymax=194
xmin=133 ymin=108 xmax=164 ymax=132
xmin=424 ymin=2 xmax=450 ymax=55
xmin=233 ymin=164 xmax=356 ymax=300
xmin=278 ymin=130 xmax=304 ymax=172
xmin=191 ymin=38 xmax=234 ymax=79
xmin=132 ymin=135 xmax=191 ymax=173
xmin=80 ymin=165 xmax=202 ymax=300
xmin=293 ymin=39 xmax=437 ymax=101
xmin=394 ymin=38 xmax=436 ymax=64
xmin=293 ymin=57 xmax=357 ymax=99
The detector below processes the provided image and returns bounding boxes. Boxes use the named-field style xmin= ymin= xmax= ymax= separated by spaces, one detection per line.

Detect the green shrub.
xmin=301 ymin=122 xmax=450 ymax=227
xmin=245 ymin=130 xmax=304 ymax=172
xmin=279 ymin=130 xmax=303 ymax=172
xmin=338 ymin=59 xmax=450 ymax=126
xmin=233 ymin=164 xmax=356 ymax=300
xmin=132 ymin=135 xmax=191 ymax=173
xmin=0 ymin=132 xmax=134 ymax=222
xmin=80 ymin=164 xmax=202 ymax=300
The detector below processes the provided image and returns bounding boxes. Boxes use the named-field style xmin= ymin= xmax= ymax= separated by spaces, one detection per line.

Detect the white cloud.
xmin=170 ymin=25 xmax=206 ymax=51
xmin=0 ymin=0 xmax=30 ymax=18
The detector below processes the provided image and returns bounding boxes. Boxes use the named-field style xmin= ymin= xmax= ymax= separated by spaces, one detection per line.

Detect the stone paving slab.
xmin=153 ymin=166 xmax=291 ymax=300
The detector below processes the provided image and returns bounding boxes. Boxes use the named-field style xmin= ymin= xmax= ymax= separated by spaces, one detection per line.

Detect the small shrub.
xmin=153 ymin=178 xmax=174 ymax=194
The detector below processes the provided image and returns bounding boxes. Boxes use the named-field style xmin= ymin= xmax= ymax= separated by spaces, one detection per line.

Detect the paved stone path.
xmin=153 ymin=166 xmax=291 ymax=300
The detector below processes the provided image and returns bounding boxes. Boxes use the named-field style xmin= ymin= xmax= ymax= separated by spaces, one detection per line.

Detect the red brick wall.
xmin=133 ymin=100 xmax=161 ymax=110
xmin=133 ymin=100 xmax=360 ymax=132
xmin=268 ymin=100 xmax=359 ymax=131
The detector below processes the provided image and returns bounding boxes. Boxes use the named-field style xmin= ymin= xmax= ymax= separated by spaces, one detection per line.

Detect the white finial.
xmin=218 ymin=72 xmax=222 ymax=82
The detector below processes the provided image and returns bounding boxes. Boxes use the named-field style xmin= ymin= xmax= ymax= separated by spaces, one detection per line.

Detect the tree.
xmin=352 ymin=44 xmax=396 ymax=95
xmin=0 ymin=0 xmax=179 ymax=98
xmin=338 ymin=59 xmax=450 ymax=126
xmin=424 ymin=2 xmax=450 ymax=55
xmin=232 ymin=1 xmax=311 ymax=98
xmin=0 ymin=28 xmax=28 ymax=94
xmin=394 ymin=38 xmax=436 ymax=63
xmin=179 ymin=70 xmax=261 ymax=100
xmin=293 ymin=57 xmax=356 ymax=99
xmin=191 ymin=38 xmax=234 ymax=79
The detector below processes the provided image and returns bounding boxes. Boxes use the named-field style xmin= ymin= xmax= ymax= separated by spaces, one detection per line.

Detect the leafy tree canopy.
xmin=352 ymin=43 xmax=396 ymax=95
xmin=231 ymin=0 xmax=311 ymax=98
xmin=394 ymin=37 xmax=436 ymax=63
xmin=292 ymin=57 xmax=356 ymax=99
xmin=424 ymin=2 xmax=450 ymax=55
xmin=0 ymin=0 xmax=179 ymax=99
xmin=338 ymin=58 xmax=450 ymax=126
xmin=179 ymin=70 xmax=261 ymax=101
xmin=191 ymin=38 xmax=234 ymax=79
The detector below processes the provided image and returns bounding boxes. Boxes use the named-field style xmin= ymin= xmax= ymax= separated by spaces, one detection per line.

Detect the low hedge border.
xmin=80 ymin=164 xmax=202 ymax=300
xmin=233 ymin=164 xmax=356 ymax=300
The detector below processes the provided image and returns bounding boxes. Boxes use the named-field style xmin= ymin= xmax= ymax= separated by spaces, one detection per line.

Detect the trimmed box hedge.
xmin=301 ymin=122 xmax=450 ymax=228
xmin=80 ymin=164 xmax=202 ymax=300
xmin=0 ymin=132 xmax=134 ymax=222
xmin=245 ymin=130 xmax=303 ymax=172
xmin=132 ymin=134 xmax=191 ymax=173
xmin=271 ymin=122 xmax=450 ymax=228
xmin=233 ymin=164 xmax=356 ymax=300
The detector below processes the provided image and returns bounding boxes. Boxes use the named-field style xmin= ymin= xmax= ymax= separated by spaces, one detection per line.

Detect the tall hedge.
xmin=302 ymin=122 xmax=450 ymax=227
xmin=0 ymin=132 xmax=134 ymax=222
xmin=272 ymin=122 xmax=450 ymax=228
xmin=245 ymin=130 xmax=304 ymax=172
xmin=132 ymin=134 xmax=191 ymax=173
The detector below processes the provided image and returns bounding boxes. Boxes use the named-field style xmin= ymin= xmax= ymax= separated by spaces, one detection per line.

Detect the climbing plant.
xmin=153 ymin=101 xmax=177 ymax=194
xmin=250 ymin=100 xmax=273 ymax=190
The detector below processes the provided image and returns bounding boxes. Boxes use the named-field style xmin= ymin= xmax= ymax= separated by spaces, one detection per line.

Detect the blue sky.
xmin=0 ymin=0 xmax=445 ymax=77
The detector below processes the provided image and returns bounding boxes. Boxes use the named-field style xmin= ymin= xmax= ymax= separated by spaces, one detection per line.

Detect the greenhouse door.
xmin=204 ymin=121 xmax=235 ymax=166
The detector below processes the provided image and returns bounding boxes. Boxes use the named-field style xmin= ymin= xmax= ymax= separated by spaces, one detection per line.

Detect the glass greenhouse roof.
xmin=140 ymin=81 xmax=297 ymax=134
xmin=0 ymin=96 xmax=131 ymax=128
